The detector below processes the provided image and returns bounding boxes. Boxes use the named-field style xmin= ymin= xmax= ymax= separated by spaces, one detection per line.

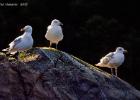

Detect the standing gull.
xmin=95 ymin=47 xmax=127 ymax=76
xmin=45 ymin=19 xmax=63 ymax=48
xmin=2 ymin=25 xmax=33 ymax=55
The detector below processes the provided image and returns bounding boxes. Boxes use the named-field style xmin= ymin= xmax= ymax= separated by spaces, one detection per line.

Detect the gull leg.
xmin=111 ymin=68 xmax=113 ymax=75
xmin=115 ymin=68 xmax=118 ymax=76
xmin=56 ymin=43 xmax=58 ymax=49
xmin=49 ymin=42 xmax=52 ymax=48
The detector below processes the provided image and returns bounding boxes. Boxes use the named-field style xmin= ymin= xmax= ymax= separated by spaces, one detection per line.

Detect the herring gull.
xmin=45 ymin=19 xmax=63 ymax=48
xmin=95 ymin=47 xmax=127 ymax=76
xmin=2 ymin=25 xmax=33 ymax=55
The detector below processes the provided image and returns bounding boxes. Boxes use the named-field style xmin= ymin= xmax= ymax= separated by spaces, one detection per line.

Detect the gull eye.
xmin=54 ymin=21 xmax=58 ymax=23
xmin=119 ymin=48 xmax=122 ymax=51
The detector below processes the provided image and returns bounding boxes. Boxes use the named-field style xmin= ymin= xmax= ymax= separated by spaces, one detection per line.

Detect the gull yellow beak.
xmin=60 ymin=22 xmax=63 ymax=26
xmin=124 ymin=50 xmax=128 ymax=53
xmin=20 ymin=28 xmax=24 ymax=31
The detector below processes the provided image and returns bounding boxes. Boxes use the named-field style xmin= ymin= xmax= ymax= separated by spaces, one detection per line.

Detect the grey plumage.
xmin=96 ymin=47 xmax=127 ymax=76
xmin=45 ymin=19 xmax=63 ymax=48
xmin=2 ymin=25 xmax=33 ymax=54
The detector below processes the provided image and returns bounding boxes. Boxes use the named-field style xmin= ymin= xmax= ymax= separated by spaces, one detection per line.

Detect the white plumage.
xmin=2 ymin=25 xmax=33 ymax=54
xmin=45 ymin=19 xmax=63 ymax=48
xmin=96 ymin=47 xmax=127 ymax=76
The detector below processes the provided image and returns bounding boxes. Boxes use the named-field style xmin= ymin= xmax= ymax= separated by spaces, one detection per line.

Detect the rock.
xmin=0 ymin=47 xmax=140 ymax=100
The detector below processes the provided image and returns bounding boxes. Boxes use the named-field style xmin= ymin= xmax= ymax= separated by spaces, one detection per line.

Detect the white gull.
xmin=45 ymin=19 xmax=63 ymax=48
xmin=2 ymin=25 xmax=33 ymax=54
xmin=95 ymin=47 xmax=127 ymax=76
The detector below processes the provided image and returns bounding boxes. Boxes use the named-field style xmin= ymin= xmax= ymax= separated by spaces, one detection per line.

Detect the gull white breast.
xmin=95 ymin=47 xmax=127 ymax=76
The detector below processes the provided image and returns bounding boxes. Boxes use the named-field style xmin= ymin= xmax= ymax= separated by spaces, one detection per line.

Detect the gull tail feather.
xmin=95 ymin=63 xmax=102 ymax=66
xmin=2 ymin=48 xmax=17 ymax=55
xmin=2 ymin=48 xmax=9 ymax=52
xmin=10 ymin=51 xmax=17 ymax=55
xmin=95 ymin=63 xmax=108 ymax=67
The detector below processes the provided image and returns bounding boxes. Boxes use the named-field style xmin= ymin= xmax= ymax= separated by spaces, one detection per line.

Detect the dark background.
xmin=0 ymin=0 xmax=140 ymax=90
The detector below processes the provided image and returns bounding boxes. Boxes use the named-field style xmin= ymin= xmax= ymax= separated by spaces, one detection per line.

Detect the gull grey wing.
xmin=9 ymin=37 xmax=22 ymax=48
xmin=100 ymin=52 xmax=114 ymax=64
xmin=105 ymin=52 xmax=114 ymax=59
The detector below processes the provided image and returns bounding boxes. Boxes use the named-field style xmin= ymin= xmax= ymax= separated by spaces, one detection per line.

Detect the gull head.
xmin=51 ymin=19 xmax=63 ymax=26
xmin=20 ymin=25 xmax=32 ymax=33
xmin=115 ymin=47 xmax=127 ymax=53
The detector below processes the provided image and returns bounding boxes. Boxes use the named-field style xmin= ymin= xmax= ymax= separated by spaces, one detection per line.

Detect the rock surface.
xmin=0 ymin=47 xmax=140 ymax=100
